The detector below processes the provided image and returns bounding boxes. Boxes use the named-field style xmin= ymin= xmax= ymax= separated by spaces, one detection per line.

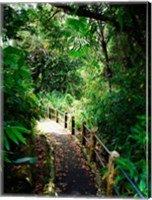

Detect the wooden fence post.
xmin=45 ymin=107 xmax=48 ymax=118
xmin=89 ymin=130 xmax=96 ymax=162
xmin=64 ymin=112 xmax=68 ymax=128
xmin=49 ymin=107 xmax=51 ymax=119
xmin=71 ymin=116 xmax=75 ymax=135
xmin=55 ymin=109 xmax=59 ymax=123
xmin=81 ymin=121 xmax=86 ymax=146
xmin=48 ymin=106 xmax=50 ymax=118
xmin=106 ymin=151 xmax=120 ymax=196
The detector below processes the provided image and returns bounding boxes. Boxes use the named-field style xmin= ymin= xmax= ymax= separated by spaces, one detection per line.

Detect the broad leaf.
xmin=5 ymin=127 xmax=19 ymax=145
xmin=14 ymin=126 xmax=31 ymax=134
xmin=4 ymin=135 xmax=10 ymax=151
xmin=13 ymin=157 xmax=38 ymax=164
xmin=4 ymin=153 xmax=11 ymax=163
xmin=12 ymin=128 xmax=26 ymax=144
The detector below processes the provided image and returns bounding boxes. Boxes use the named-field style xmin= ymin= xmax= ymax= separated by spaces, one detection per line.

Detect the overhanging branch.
xmin=50 ymin=3 xmax=119 ymax=29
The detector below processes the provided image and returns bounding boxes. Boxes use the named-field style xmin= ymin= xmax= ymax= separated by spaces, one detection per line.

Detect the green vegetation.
xmin=2 ymin=2 xmax=149 ymax=197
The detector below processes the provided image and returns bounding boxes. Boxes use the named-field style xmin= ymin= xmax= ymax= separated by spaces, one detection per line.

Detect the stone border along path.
xmin=37 ymin=118 xmax=98 ymax=197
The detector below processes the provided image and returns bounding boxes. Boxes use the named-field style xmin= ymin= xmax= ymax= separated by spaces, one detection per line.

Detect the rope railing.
xmin=41 ymin=105 xmax=145 ymax=198
xmin=84 ymin=135 xmax=91 ymax=145
xmin=85 ymin=125 xmax=92 ymax=133
xmin=118 ymin=168 xmax=145 ymax=198
xmin=94 ymin=149 xmax=105 ymax=168
xmin=56 ymin=108 xmax=64 ymax=115
xmin=73 ymin=127 xmax=81 ymax=134
xmin=58 ymin=115 xmax=64 ymax=123
xmin=95 ymin=135 xmax=111 ymax=155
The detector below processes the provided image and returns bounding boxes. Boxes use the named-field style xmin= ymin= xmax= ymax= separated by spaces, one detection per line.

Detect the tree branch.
xmin=50 ymin=3 xmax=119 ymax=28
xmin=97 ymin=22 xmax=112 ymax=93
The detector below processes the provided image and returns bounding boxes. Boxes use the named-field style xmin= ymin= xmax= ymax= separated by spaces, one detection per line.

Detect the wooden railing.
xmin=41 ymin=105 xmax=145 ymax=198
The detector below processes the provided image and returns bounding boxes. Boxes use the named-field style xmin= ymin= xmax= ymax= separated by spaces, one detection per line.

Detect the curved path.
xmin=37 ymin=119 xmax=98 ymax=197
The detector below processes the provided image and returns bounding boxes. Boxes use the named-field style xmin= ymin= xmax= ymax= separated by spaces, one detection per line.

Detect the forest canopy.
xmin=2 ymin=2 xmax=150 ymax=197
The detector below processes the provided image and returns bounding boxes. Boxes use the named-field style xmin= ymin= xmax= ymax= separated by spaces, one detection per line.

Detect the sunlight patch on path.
xmin=36 ymin=118 xmax=69 ymax=135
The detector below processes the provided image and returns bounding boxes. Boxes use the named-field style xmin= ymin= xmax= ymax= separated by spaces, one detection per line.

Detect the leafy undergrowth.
xmin=4 ymin=163 xmax=33 ymax=194
xmin=3 ymin=142 xmax=35 ymax=194
xmin=3 ymin=133 xmax=54 ymax=195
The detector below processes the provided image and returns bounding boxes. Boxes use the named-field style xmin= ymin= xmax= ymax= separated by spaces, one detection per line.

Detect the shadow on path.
xmin=37 ymin=119 xmax=98 ymax=197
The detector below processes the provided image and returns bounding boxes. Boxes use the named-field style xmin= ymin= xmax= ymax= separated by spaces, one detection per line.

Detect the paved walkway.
xmin=37 ymin=119 xmax=98 ymax=197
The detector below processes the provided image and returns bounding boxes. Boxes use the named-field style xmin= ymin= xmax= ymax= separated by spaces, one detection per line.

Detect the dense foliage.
xmin=3 ymin=5 xmax=41 ymax=163
xmin=2 ymin=2 xmax=149 ymax=197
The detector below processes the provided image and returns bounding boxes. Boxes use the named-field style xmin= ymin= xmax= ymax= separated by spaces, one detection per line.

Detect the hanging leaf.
xmin=13 ymin=126 xmax=31 ymax=134
xmin=4 ymin=152 xmax=12 ymax=163
xmin=69 ymin=44 xmax=89 ymax=58
xmin=4 ymin=125 xmax=30 ymax=148
xmin=12 ymin=128 xmax=26 ymax=144
xmin=5 ymin=127 xmax=19 ymax=145
xmin=13 ymin=157 xmax=38 ymax=164
xmin=4 ymin=134 xmax=10 ymax=151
